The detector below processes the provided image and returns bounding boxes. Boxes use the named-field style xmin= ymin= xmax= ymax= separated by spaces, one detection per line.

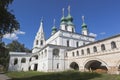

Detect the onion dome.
xmin=51 ymin=19 xmax=57 ymax=35
xmin=66 ymin=5 xmax=74 ymax=26
xmin=81 ymin=16 xmax=87 ymax=29
xmin=60 ymin=8 xmax=67 ymax=24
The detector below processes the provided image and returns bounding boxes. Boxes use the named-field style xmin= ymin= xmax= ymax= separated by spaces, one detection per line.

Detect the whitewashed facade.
xmin=8 ymin=6 xmax=120 ymax=74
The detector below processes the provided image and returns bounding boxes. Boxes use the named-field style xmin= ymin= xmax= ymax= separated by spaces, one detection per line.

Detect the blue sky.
xmin=3 ymin=0 xmax=120 ymax=49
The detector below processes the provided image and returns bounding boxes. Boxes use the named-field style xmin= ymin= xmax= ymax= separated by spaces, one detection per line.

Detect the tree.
xmin=0 ymin=0 xmax=20 ymax=43
xmin=7 ymin=40 xmax=31 ymax=53
xmin=0 ymin=42 xmax=9 ymax=71
xmin=0 ymin=0 xmax=20 ymax=71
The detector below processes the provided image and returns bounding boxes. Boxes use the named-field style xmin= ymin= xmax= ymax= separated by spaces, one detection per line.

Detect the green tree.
xmin=0 ymin=0 xmax=20 ymax=43
xmin=7 ymin=40 xmax=31 ymax=53
xmin=0 ymin=42 xmax=9 ymax=71
xmin=0 ymin=0 xmax=20 ymax=71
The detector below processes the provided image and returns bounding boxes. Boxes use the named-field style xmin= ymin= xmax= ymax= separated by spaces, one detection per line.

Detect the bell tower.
xmin=32 ymin=18 xmax=46 ymax=53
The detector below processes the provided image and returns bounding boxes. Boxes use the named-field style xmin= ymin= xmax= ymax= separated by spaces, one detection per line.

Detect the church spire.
xmin=68 ymin=5 xmax=71 ymax=15
xmin=60 ymin=8 xmax=67 ymax=24
xmin=38 ymin=17 xmax=43 ymax=33
xmin=51 ymin=19 xmax=57 ymax=35
xmin=66 ymin=5 xmax=74 ymax=26
xmin=32 ymin=18 xmax=46 ymax=53
xmin=81 ymin=16 xmax=88 ymax=35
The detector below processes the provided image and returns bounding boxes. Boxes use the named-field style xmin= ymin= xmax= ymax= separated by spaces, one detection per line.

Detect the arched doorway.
xmin=70 ymin=62 xmax=79 ymax=70
xmin=84 ymin=60 xmax=108 ymax=73
xmin=34 ymin=64 xmax=38 ymax=71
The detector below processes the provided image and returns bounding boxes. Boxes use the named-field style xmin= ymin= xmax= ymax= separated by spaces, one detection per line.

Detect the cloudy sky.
xmin=3 ymin=0 xmax=120 ymax=49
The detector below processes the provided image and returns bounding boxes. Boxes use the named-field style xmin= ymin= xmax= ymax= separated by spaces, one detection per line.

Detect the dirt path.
xmin=0 ymin=73 xmax=11 ymax=80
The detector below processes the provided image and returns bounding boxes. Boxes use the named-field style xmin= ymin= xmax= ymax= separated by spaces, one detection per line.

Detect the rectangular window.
xmin=76 ymin=42 xmax=79 ymax=47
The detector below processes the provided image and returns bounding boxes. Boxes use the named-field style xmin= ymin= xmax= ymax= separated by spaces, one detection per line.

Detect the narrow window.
xmin=72 ymin=28 xmax=74 ymax=33
xmin=81 ymin=49 xmax=84 ymax=55
xmin=35 ymin=55 xmax=38 ymax=59
xmin=93 ymin=46 xmax=97 ymax=52
xmin=44 ymin=49 xmax=47 ymax=57
xmin=53 ymin=49 xmax=59 ymax=57
xmin=36 ymin=40 xmax=38 ymax=45
xmin=14 ymin=58 xmax=18 ymax=65
xmin=111 ymin=41 xmax=116 ymax=49
xmin=87 ymin=48 xmax=90 ymax=54
xmin=76 ymin=51 xmax=79 ymax=56
xmin=65 ymin=26 xmax=67 ymax=31
xmin=76 ymin=42 xmax=79 ymax=48
xmin=101 ymin=44 xmax=105 ymax=51
xmin=67 ymin=40 xmax=69 ymax=47
xmin=41 ymin=40 xmax=43 ymax=45
xmin=72 ymin=52 xmax=75 ymax=57
xmin=29 ymin=58 xmax=31 ymax=61
xmin=21 ymin=58 xmax=26 ymax=63
xmin=65 ymin=53 xmax=68 ymax=57
xmin=57 ymin=63 xmax=59 ymax=69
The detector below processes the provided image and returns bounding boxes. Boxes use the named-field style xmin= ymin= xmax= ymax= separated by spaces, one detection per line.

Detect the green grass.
xmin=6 ymin=71 xmax=120 ymax=80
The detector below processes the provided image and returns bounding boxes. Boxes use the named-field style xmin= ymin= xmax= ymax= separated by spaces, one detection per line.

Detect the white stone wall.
xmin=66 ymin=35 xmax=120 ymax=74
xmin=46 ymin=30 xmax=95 ymax=48
xmin=9 ymin=52 xmax=30 ymax=71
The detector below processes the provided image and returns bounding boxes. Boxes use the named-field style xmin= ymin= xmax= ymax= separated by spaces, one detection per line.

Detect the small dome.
xmin=52 ymin=26 xmax=57 ymax=30
xmin=61 ymin=17 xmax=67 ymax=22
xmin=66 ymin=14 xmax=73 ymax=22
xmin=67 ymin=21 xmax=74 ymax=26
xmin=82 ymin=23 xmax=87 ymax=28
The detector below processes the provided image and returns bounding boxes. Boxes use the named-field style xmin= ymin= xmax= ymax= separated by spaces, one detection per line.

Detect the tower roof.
xmin=61 ymin=8 xmax=67 ymax=24
xmin=38 ymin=18 xmax=44 ymax=33
xmin=52 ymin=19 xmax=57 ymax=35
xmin=66 ymin=5 xmax=73 ymax=22
xmin=81 ymin=16 xmax=87 ymax=28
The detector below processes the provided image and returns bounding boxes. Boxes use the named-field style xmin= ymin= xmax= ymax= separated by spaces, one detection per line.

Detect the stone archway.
xmin=84 ymin=60 xmax=108 ymax=73
xmin=70 ymin=62 xmax=79 ymax=70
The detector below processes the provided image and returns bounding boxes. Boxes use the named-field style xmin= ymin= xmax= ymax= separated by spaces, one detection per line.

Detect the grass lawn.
xmin=6 ymin=71 xmax=120 ymax=80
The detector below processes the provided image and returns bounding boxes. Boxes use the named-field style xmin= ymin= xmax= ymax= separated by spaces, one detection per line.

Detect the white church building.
xmin=8 ymin=6 xmax=120 ymax=74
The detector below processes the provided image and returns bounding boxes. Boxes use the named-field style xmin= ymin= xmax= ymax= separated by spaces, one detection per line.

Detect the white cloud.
xmin=14 ymin=30 xmax=25 ymax=34
xmin=3 ymin=30 xmax=25 ymax=40
xmin=100 ymin=32 xmax=106 ymax=35
xmin=89 ymin=33 xmax=97 ymax=37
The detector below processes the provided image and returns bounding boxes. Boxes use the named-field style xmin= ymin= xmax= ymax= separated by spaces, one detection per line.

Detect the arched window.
xmin=72 ymin=52 xmax=75 ymax=57
xmin=65 ymin=26 xmax=67 ymax=31
xmin=14 ymin=58 xmax=18 ymax=65
xmin=111 ymin=41 xmax=117 ymax=49
xmin=53 ymin=48 xmax=59 ymax=56
xmin=87 ymin=48 xmax=90 ymax=54
xmin=65 ymin=53 xmax=68 ymax=57
xmin=21 ymin=58 xmax=26 ymax=63
xmin=76 ymin=42 xmax=79 ymax=48
xmin=44 ymin=49 xmax=47 ymax=57
xmin=72 ymin=28 xmax=74 ymax=33
xmin=29 ymin=58 xmax=31 ymax=61
xmin=81 ymin=49 xmax=84 ymax=55
xmin=41 ymin=52 xmax=43 ymax=58
xmin=35 ymin=55 xmax=38 ymax=59
xmin=76 ymin=51 xmax=79 ymax=56
xmin=93 ymin=46 xmax=97 ymax=52
xmin=36 ymin=40 xmax=38 ymax=45
xmin=67 ymin=40 xmax=69 ymax=47
xmin=101 ymin=44 xmax=106 ymax=51
xmin=41 ymin=40 xmax=43 ymax=45
xmin=57 ymin=63 xmax=59 ymax=69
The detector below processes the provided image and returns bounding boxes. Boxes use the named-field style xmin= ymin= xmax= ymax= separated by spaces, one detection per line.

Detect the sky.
xmin=3 ymin=0 xmax=120 ymax=49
